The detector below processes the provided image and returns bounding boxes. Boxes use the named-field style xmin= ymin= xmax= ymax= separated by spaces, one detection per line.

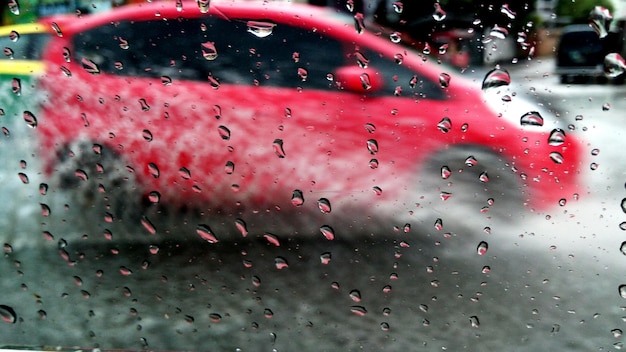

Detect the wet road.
xmin=2 ymin=59 xmax=626 ymax=351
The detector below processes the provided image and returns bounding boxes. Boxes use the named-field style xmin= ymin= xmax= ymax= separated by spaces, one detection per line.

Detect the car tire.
xmin=418 ymin=145 xmax=525 ymax=221
xmin=53 ymin=140 xmax=142 ymax=229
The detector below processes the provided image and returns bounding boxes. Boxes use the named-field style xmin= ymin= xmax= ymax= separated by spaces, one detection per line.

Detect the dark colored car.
xmin=556 ymin=24 xmax=608 ymax=84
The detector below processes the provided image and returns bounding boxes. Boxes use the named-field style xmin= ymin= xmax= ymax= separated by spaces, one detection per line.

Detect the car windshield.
xmin=0 ymin=1 xmax=624 ymax=351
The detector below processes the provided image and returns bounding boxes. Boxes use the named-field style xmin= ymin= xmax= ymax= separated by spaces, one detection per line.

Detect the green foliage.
xmin=556 ymin=0 xmax=615 ymax=24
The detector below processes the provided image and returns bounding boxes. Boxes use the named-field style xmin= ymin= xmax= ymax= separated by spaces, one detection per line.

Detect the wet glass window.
xmin=0 ymin=32 xmax=48 ymax=60
xmin=74 ymin=17 xmax=345 ymax=90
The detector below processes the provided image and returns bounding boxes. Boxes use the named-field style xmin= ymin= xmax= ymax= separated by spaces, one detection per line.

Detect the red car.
xmin=36 ymin=1 xmax=583 ymax=233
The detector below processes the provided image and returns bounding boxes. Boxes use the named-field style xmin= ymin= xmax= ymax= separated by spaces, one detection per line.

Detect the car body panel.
xmin=36 ymin=1 xmax=583 ymax=221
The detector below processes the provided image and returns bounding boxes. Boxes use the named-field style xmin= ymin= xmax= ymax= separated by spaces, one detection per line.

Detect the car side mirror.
xmin=334 ymin=66 xmax=384 ymax=93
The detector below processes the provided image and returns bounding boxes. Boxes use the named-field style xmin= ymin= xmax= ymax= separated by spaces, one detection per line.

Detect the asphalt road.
xmin=1 ymin=59 xmax=626 ymax=351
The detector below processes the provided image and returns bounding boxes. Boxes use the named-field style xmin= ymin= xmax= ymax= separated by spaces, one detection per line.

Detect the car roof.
xmin=561 ymin=24 xmax=595 ymax=34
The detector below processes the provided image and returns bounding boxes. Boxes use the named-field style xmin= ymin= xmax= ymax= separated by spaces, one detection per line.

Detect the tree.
xmin=556 ymin=0 xmax=615 ymax=24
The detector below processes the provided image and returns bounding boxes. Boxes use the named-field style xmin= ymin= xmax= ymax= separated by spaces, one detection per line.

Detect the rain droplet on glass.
xmin=349 ymin=289 xmax=362 ymax=302
xmin=604 ymin=53 xmax=626 ymax=78
xmin=275 ymin=256 xmax=289 ymax=269
xmin=197 ymin=0 xmax=210 ymax=13
xmin=196 ymin=224 xmax=218 ymax=243
xmin=23 ymin=111 xmax=37 ymax=128
xmin=353 ymin=12 xmax=365 ymax=34
xmin=247 ymin=21 xmax=276 ymax=38
xmin=218 ymin=125 xmax=231 ymax=140
xmin=548 ymin=128 xmax=566 ymax=146
xmin=8 ymin=0 xmax=19 ymax=15
xmin=432 ymin=3 xmax=446 ymax=21
xmin=291 ymin=189 xmax=304 ymax=206
xmin=477 ymin=241 xmax=488 ymax=255
xmin=437 ymin=117 xmax=452 ymax=133
xmin=201 ymin=41 xmax=218 ymax=60
xmin=272 ymin=139 xmax=286 ymax=158
xmin=0 ymin=305 xmax=16 ymax=324
xmin=148 ymin=162 xmax=160 ymax=178
xmin=366 ymin=139 xmax=378 ymax=154
xmin=11 ymin=78 xmax=20 ymax=95
xmin=225 ymin=160 xmax=235 ymax=174
xmin=81 ymin=57 xmax=100 ymax=74
xmin=482 ymin=68 xmax=511 ymax=90
xmin=320 ymin=252 xmax=332 ymax=264
xmin=520 ymin=111 xmax=544 ymax=126
xmin=320 ymin=225 xmax=335 ymax=240
xmin=235 ymin=218 xmax=248 ymax=237
xmin=439 ymin=73 xmax=450 ymax=88
xmin=589 ymin=6 xmax=612 ymax=38
xmin=500 ymin=4 xmax=516 ymax=19
xmin=141 ymin=216 xmax=156 ymax=234
xmin=318 ymin=198 xmax=331 ymax=213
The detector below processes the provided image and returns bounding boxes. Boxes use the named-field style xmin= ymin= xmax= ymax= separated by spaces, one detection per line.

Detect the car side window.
xmin=364 ymin=50 xmax=446 ymax=100
xmin=73 ymin=17 xmax=345 ymax=91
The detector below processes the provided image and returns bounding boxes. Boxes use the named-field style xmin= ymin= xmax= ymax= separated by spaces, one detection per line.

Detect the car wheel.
xmin=418 ymin=145 xmax=525 ymax=222
xmin=53 ymin=140 xmax=142 ymax=227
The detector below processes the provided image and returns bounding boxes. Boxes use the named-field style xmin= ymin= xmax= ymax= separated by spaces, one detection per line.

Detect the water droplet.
xmin=464 ymin=155 xmax=478 ymax=167
xmin=201 ymin=41 xmax=217 ymax=60
xmin=175 ymin=0 xmax=183 ymax=11
xmin=520 ymin=111 xmax=544 ymax=126
xmin=272 ymin=139 xmax=286 ymax=158
xmin=224 ymin=161 xmax=235 ymax=175
xmin=394 ymin=53 xmax=403 ymax=64
xmin=209 ymin=313 xmax=221 ymax=323
xmin=138 ymin=98 xmax=150 ymax=112
xmin=148 ymin=191 xmax=160 ymax=203
xmin=197 ymin=0 xmax=210 ymax=13
xmin=3 ymin=47 xmax=13 ymax=59
xmin=439 ymin=73 xmax=450 ymax=88
xmin=62 ymin=47 xmax=71 ymax=62
xmin=8 ymin=0 xmax=19 ymax=15
xmin=217 ymin=125 xmax=231 ymax=140
xmin=179 ymin=167 xmax=191 ymax=180
xmin=612 ymin=329 xmax=623 ymax=338
xmin=479 ymin=172 xmax=489 ymax=183
xmin=23 ymin=111 xmax=37 ymax=128
xmin=60 ymin=66 xmax=71 ymax=77
xmin=349 ymin=289 xmax=362 ymax=302
xmin=317 ymin=198 xmax=331 ymax=213
xmin=235 ymin=218 xmax=248 ymax=237
xmin=364 ymin=122 xmax=376 ymax=133
xmin=548 ymin=128 xmax=566 ymax=146
xmin=39 ymin=183 xmax=48 ymax=195
xmin=297 ymin=67 xmax=308 ymax=81
xmin=389 ymin=31 xmax=402 ymax=43
xmin=320 ymin=225 xmax=335 ymax=240
xmin=142 ymin=129 xmax=153 ymax=142
xmin=434 ymin=218 xmax=443 ymax=231
xmin=148 ymin=163 xmax=160 ymax=178
xmin=207 ymin=74 xmax=220 ymax=89
xmin=141 ymin=216 xmax=156 ymax=235
xmin=373 ymin=186 xmax=382 ymax=195
xmin=437 ymin=117 xmax=452 ymax=133
xmin=549 ymin=152 xmax=564 ymax=164
xmin=264 ymin=233 xmax=280 ymax=246
xmin=196 ymin=224 xmax=218 ymax=243
xmin=482 ymin=68 xmax=511 ymax=90
xmin=18 ymin=172 xmax=28 ymax=184
xmin=274 ymin=256 xmax=289 ymax=269
xmin=488 ymin=25 xmax=509 ymax=40
xmin=369 ymin=158 xmax=379 ymax=169
xmin=292 ymin=52 xmax=300 ymax=63
xmin=350 ymin=306 xmax=367 ymax=316
xmin=604 ymin=53 xmax=626 ymax=78
xmin=51 ymin=22 xmax=62 ymax=37
xmin=161 ymin=76 xmax=172 ymax=85
xmin=0 ymin=305 xmax=16 ymax=323
xmin=149 ymin=245 xmax=159 ymax=255
xmin=423 ymin=42 xmax=431 ymax=55
xmin=589 ymin=6 xmax=612 ymax=38
xmin=353 ymin=12 xmax=365 ymax=34
xmin=114 ymin=61 xmax=123 ymax=70
xmin=291 ymin=189 xmax=304 ymax=206
xmin=602 ymin=103 xmax=611 ymax=111
xmin=621 ymin=198 xmax=626 ymax=213
xmin=477 ymin=241 xmax=488 ymax=255
xmin=500 ymin=4 xmax=516 ymax=19
xmin=81 ymin=58 xmax=100 ymax=74
xmin=120 ymin=266 xmax=132 ymax=276
xmin=247 ymin=21 xmax=276 ymax=38
xmin=441 ymin=166 xmax=451 ymax=179
xmin=393 ymin=1 xmax=403 ymax=13
xmin=481 ymin=266 xmax=491 ymax=273
xmin=359 ymin=73 xmax=372 ymax=90
xmin=620 ymin=285 xmax=626 ymax=299
xmin=469 ymin=315 xmax=480 ymax=328
xmin=118 ymin=37 xmax=129 ymax=50
xmin=438 ymin=43 xmax=448 ymax=55
xmin=11 ymin=78 xmax=20 ymax=95
xmin=366 ymin=139 xmax=378 ymax=154
xmin=320 ymin=252 xmax=331 ymax=264
xmin=354 ymin=51 xmax=370 ymax=68
xmin=432 ymin=3 xmax=446 ymax=21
